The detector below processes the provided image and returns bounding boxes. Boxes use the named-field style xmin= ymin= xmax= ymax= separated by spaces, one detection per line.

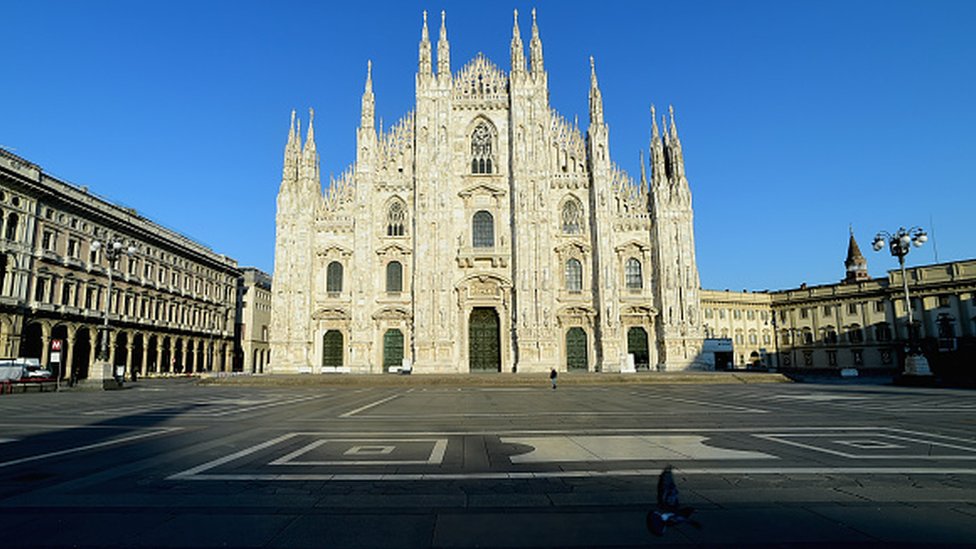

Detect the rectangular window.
xmin=704 ymin=308 xmax=713 ymax=319
xmin=733 ymin=310 xmax=742 ymax=320
xmin=800 ymin=308 xmax=809 ymax=319
xmin=128 ymin=257 xmax=138 ymax=276
xmin=875 ymin=300 xmax=885 ymax=313
xmin=85 ymin=287 xmax=95 ymax=309
xmin=34 ymin=278 xmax=47 ymax=302
xmin=760 ymin=311 xmax=768 ymax=322
xmin=938 ymin=295 xmax=950 ymax=308
xmin=762 ymin=333 xmax=771 ymax=344
xmin=748 ymin=333 xmax=757 ymax=344
xmin=823 ymin=305 xmax=832 ymax=316
xmin=42 ymin=230 xmax=54 ymax=251
xmin=67 ymin=238 xmax=79 ymax=258
xmin=719 ymin=309 xmax=726 ymax=319
xmin=747 ymin=310 xmax=755 ymax=320
xmin=61 ymin=283 xmax=73 ymax=306
xmin=144 ymin=262 xmax=153 ymax=279
xmin=848 ymin=303 xmax=858 ymax=315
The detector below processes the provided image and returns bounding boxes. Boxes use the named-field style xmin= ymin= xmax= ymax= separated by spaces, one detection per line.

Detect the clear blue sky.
xmin=4 ymin=1 xmax=973 ymax=291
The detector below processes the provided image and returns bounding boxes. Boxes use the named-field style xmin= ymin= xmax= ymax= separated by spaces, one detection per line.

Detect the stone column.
xmin=178 ymin=339 xmax=186 ymax=373
xmin=125 ymin=342 xmax=133 ymax=376
xmin=107 ymin=332 xmax=116 ymax=367
xmin=155 ymin=339 xmax=163 ymax=373
xmin=64 ymin=327 xmax=77 ymax=382
xmin=224 ymin=343 xmax=233 ymax=373
xmin=141 ymin=340 xmax=149 ymax=375
xmin=40 ymin=333 xmax=51 ymax=370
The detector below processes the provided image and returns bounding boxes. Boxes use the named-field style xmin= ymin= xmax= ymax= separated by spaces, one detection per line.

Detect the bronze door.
xmin=468 ymin=307 xmax=500 ymax=372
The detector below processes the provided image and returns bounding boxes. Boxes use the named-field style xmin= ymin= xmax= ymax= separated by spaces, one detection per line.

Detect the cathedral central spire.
xmin=588 ymin=56 xmax=604 ymax=127
xmin=361 ymin=60 xmax=375 ymax=131
xmin=437 ymin=10 xmax=450 ymax=78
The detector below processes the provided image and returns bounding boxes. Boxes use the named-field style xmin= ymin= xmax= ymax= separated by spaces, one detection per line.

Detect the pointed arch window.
xmin=326 ymin=261 xmax=343 ymax=295
xmin=625 ymin=258 xmax=642 ymax=290
xmin=470 ymin=122 xmax=494 ymax=174
xmin=566 ymin=258 xmax=582 ymax=293
xmin=386 ymin=200 xmax=406 ymax=236
xmin=472 ymin=211 xmax=494 ymax=248
xmin=386 ymin=261 xmax=402 ymax=293
xmin=561 ymin=199 xmax=582 ymax=234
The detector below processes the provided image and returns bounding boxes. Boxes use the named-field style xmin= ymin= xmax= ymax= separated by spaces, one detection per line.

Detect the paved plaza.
xmin=1 ymin=376 xmax=975 ymax=547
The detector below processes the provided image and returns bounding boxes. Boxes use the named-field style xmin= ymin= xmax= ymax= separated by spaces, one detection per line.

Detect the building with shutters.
xmin=271 ymin=10 xmax=705 ymax=374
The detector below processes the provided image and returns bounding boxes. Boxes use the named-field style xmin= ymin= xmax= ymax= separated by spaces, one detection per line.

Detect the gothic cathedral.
xmin=271 ymin=10 xmax=704 ymax=374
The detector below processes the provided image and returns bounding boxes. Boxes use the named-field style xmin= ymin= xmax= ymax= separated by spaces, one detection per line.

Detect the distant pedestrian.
xmin=549 ymin=368 xmax=557 ymax=390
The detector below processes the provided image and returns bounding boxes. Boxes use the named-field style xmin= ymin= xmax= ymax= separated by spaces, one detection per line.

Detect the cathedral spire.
xmin=668 ymin=105 xmax=685 ymax=180
xmin=361 ymin=60 xmax=375 ymax=130
xmin=437 ymin=10 xmax=450 ymax=78
xmin=418 ymin=10 xmax=432 ymax=77
xmin=281 ymin=110 xmax=300 ymax=186
xmin=511 ymin=9 xmax=526 ymax=76
xmin=301 ymin=108 xmax=319 ymax=189
xmin=588 ymin=56 xmax=604 ymax=127
xmin=639 ymin=149 xmax=647 ymax=188
xmin=650 ymin=105 xmax=666 ymax=188
xmin=530 ymin=8 xmax=544 ymax=76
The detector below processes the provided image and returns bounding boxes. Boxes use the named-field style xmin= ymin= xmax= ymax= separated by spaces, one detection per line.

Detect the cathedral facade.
xmin=271 ymin=10 xmax=704 ymax=374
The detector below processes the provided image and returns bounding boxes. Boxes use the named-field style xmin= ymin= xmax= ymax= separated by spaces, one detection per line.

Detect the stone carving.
xmin=271 ymin=10 xmax=703 ymax=374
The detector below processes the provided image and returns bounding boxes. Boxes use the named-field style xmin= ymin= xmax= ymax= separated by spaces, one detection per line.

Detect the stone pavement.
xmin=1 ymin=378 xmax=974 ymax=547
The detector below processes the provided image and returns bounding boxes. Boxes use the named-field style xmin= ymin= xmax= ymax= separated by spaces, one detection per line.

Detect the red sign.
xmin=51 ymin=339 xmax=63 ymax=351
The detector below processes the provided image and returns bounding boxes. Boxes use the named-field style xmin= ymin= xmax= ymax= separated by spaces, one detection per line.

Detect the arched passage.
xmin=72 ymin=328 xmax=92 ymax=381
xmin=20 ymin=323 xmax=43 ymax=360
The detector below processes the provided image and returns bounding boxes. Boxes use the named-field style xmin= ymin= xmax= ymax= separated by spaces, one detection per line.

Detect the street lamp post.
xmin=872 ymin=227 xmax=931 ymax=377
xmin=90 ymin=236 xmax=136 ymax=387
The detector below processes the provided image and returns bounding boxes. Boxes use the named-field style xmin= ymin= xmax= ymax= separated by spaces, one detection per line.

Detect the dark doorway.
xmin=20 ymin=323 xmax=42 ymax=360
xmin=73 ymin=328 xmax=92 ymax=380
xmin=627 ymin=327 xmax=649 ymax=370
xmin=468 ymin=307 xmax=500 ymax=372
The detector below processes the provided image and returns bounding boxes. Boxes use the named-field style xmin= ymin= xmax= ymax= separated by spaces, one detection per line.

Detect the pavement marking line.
xmin=0 ymin=427 xmax=182 ymax=469
xmin=339 ymin=393 xmax=402 ymax=418
xmin=755 ymin=432 xmax=976 ymax=460
xmin=631 ymin=393 xmax=768 ymax=413
xmin=174 ymin=466 xmax=976 ymax=482
xmin=167 ymin=433 xmax=299 ymax=479
xmin=268 ymin=438 xmax=448 ymax=466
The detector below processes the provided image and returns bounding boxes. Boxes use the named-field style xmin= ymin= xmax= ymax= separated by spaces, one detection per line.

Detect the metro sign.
xmin=51 ymin=339 xmax=63 ymax=351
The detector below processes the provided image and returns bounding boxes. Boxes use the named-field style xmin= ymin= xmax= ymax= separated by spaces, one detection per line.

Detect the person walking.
xmin=549 ymin=367 xmax=558 ymax=390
